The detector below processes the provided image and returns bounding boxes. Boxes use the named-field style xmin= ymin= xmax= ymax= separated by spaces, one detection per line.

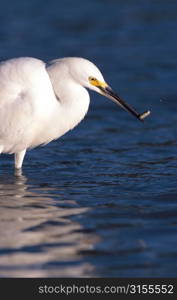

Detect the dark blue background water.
xmin=0 ymin=0 xmax=177 ymax=277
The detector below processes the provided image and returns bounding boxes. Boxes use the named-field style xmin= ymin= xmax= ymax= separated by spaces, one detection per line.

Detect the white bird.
xmin=0 ymin=57 xmax=150 ymax=169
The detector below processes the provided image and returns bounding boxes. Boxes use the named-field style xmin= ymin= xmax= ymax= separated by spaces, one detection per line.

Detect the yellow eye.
xmin=89 ymin=76 xmax=108 ymax=88
xmin=89 ymin=76 xmax=99 ymax=86
xmin=89 ymin=76 xmax=96 ymax=82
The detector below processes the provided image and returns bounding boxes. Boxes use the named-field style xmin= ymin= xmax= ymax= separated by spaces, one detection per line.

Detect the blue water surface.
xmin=0 ymin=0 xmax=177 ymax=277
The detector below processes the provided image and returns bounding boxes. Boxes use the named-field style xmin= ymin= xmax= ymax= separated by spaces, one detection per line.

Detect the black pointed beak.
xmin=100 ymin=86 xmax=150 ymax=121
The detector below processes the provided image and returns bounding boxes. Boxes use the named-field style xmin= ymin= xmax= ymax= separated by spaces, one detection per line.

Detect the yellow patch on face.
xmin=89 ymin=76 xmax=108 ymax=88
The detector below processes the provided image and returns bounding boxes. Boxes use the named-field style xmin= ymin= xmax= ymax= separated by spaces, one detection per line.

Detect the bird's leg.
xmin=15 ymin=149 xmax=26 ymax=169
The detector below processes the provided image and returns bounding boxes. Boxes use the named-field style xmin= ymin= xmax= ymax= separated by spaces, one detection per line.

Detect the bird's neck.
xmin=52 ymin=80 xmax=90 ymax=135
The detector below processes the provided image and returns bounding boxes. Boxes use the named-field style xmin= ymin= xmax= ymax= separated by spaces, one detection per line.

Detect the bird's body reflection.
xmin=0 ymin=174 xmax=98 ymax=277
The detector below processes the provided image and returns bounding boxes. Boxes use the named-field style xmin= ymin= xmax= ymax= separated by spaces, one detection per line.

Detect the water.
xmin=0 ymin=0 xmax=177 ymax=277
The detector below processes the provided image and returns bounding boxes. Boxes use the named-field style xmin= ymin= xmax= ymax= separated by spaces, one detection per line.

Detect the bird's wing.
xmin=0 ymin=57 xmax=57 ymax=152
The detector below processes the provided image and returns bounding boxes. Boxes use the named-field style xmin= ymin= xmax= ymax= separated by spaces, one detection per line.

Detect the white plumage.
xmin=0 ymin=56 xmax=150 ymax=169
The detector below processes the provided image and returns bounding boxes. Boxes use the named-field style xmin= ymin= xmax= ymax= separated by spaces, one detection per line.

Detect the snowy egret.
xmin=0 ymin=57 xmax=150 ymax=169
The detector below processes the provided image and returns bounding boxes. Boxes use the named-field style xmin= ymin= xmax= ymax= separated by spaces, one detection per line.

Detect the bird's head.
xmin=57 ymin=57 xmax=150 ymax=121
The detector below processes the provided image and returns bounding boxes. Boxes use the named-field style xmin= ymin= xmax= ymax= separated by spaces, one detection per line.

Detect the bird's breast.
xmin=31 ymin=86 xmax=90 ymax=147
xmin=55 ymin=87 xmax=90 ymax=137
xmin=62 ymin=91 xmax=90 ymax=130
